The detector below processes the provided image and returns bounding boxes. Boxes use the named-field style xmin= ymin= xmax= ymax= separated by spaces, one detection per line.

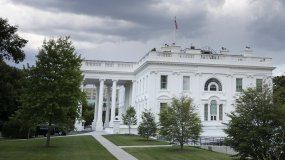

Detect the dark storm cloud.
xmin=247 ymin=0 xmax=285 ymax=52
xmin=10 ymin=0 xmax=211 ymax=41
xmin=3 ymin=0 xmax=285 ymax=71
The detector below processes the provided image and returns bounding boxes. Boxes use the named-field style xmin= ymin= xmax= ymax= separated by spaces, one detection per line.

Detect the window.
xmin=160 ymin=103 xmax=167 ymax=112
xmin=183 ymin=76 xmax=190 ymax=91
xmin=204 ymin=104 xmax=208 ymax=121
xmin=256 ymin=79 xmax=262 ymax=91
xmin=236 ymin=78 xmax=243 ymax=92
xmin=219 ymin=104 xmax=223 ymax=121
xmin=204 ymin=78 xmax=222 ymax=91
xmin=210 ymin=84 xmax=217 ymax=91
xmin=160 ymin=75 xmax=168 ymax=89
xmin=210 ymin=100 xmax=217 ymax=121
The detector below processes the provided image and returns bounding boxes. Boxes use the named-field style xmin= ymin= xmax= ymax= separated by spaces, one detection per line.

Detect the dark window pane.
xmin=204 ymin=104 xmax=208 ymax=121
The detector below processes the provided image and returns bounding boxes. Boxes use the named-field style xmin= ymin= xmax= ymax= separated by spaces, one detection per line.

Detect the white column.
xmin=109 ymin=79 xmax=117 ymax=127
xmin=124 ymin=84 xmax=130 ymax=111
xmin=131 ymin=80 xmax=136 ymax=106
xmin=91 ymin=84 xmax=99 ymax=130
xmin=74 ymin=83 xmax=84 ymax=131
xmin=96 ymin=79 xmax=104 ymax=131
xmin=118 ymin=86 xmax=124 ymax=123
xmin=104 ymin=86 xmax=111 ymax=127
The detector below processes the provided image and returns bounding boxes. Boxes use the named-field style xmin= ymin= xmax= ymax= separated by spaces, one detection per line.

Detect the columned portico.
xmin=109 ymin=79 xmax=117 ymax=127
xmin=91 ymin=84 xmax=99 ymax=130
xmin=104 ymin=86 xmax=111 ymax=127
xmin=87 ymin=78 xmax=134 ymax=131
xmin=74 ymin=84 xmax=84 ymax=131
xmin=96 ymin=79 xmax=105 ymax=131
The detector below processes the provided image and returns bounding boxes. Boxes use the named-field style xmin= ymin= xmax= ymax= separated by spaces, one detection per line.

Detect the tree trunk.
xmin=180 ymin=142 xmax=183 ymax=150
xmin=128 ymin=124 xmax=131 ymax=135
xmin=45 ymin=117 xmax=52 ymax=147
xmin=27 ymin=127 xmax=30 ymax=139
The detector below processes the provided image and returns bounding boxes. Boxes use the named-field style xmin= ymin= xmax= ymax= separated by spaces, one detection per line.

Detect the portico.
xmin=81 ymin=75 xmax=135 ymax=132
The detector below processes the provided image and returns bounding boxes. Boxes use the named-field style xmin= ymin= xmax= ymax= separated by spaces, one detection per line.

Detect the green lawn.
xmin=0 ymin=136 xmax=116 ymax=160
xmin=124 ymin=146 xmax=232 ymax=160
xmin=103 ymin=134 xmax=169 ymax=146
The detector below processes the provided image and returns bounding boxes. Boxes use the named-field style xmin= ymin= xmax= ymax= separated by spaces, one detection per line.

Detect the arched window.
xmin=210 ymin=84 xmax=217 ymax=91
xmin=204 ymin=78 xmax=222 ymax=91
xmin=210 ymin=100 xmax=217 ymax=120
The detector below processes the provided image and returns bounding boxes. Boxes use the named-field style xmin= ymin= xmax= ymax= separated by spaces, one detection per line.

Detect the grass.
xmin=0 ymin=135 xmax=116 ymax=160
xmin=103 ymin=134 xmax=169 ymax=146
xmin=124 ymin=146 xmax=232 ymax=160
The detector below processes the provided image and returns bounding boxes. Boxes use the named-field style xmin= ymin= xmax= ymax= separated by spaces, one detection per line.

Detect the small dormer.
xmin=160 ymin=43 xmax=181 ymax=52
xmin=243 ymin=46 xmax=253 ymax=57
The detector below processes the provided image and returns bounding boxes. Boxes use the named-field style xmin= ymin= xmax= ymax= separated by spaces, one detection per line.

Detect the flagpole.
xmin=173 ymin=23 xmax=176 ymax=43
xmin=173 ymin=16 xmax=178 ymax=44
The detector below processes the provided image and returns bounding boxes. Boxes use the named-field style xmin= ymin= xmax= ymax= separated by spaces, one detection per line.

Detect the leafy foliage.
xmin=273 ymin=76 xmax=285 ymax=106
xmin=20 ymin=37 xmax=85 ymax=146
xmin=82 ymin=102 xmax=94 ymax=126
xmin=122 ymin=106 xmax=137 ymax=134
xmin=159 ymin=97 xmax=202 ymax=149
xmin=0 ymin=18 xmax=27 ymax=63
xmin=2 ymin=116 xmax=35 ymax=139
xmin=0 ymin=61 xmax=24 ymax=131
xmin=225 ymin=86 xmax=285 ymax=159
xmin=138 ymin=110 xmax=157 ymax=140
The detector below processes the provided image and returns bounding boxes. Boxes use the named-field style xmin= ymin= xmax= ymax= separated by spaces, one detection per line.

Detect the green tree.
xmin=273 ymin=75 xmax=285 ymax=159
xmin=138 ymin=110 xmax=157 ymax=140
xmin=82 ymin=101 xmax=94 ymax=126
xmin=0 ymin=61 xmax=24 ymax=131
xmin=273 ymin=76 xmax=285 ymax=106
xmin=122 ymin=106 xmax=137 ymax=135
xmin=0 ymin=18 xmax=27 ymax=63
xmin=225 ymin=86 xmax=285 ymax=159
xmin=159 ymin=97 xmax=202 ymax=149
xmin=21 ymin=37 xmax=85 ymax=147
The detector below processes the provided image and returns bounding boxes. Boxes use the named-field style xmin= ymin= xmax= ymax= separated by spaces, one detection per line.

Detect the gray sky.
xmin=1 ymin=0 xmax=284 ymax=75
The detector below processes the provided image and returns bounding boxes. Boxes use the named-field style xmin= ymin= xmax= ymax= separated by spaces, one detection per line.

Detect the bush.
xmin=2 ymin=118 xmax=35 ymax=139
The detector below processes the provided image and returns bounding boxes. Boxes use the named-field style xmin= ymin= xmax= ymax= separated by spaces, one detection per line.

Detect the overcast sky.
xmin=0 ymin=0 xmax=284 ymax=75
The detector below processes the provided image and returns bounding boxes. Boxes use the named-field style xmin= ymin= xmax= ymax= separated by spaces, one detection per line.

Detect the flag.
xmin=174 ymin=16 xmax=178 ymax=30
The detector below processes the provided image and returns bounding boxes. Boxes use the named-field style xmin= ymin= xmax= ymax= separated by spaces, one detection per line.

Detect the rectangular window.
xmin=204 ymin=104 xmax=208 ymax=121
xmin=219 ymin=104 xmax=223 ymax=121
xmin=160 ymin=103 xmax=167 ymax=112
xmin=236 ymin=78 xmax=243 ymax=92
xmin=183 ymin=76 xmax=190 ymax=91
xmin=256 ymin=79 xmax=262 ymax=91
xmin=160 ymin=75 xmax=168 ymax=90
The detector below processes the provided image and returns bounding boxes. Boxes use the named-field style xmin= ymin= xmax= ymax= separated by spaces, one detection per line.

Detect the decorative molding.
xmin=172 ymin=71 xmax=180 ymax=76
xmin=226 ymin=74 xmax=233 ymax=78
xmin=150 ymin=70 xmax=158 ymax=75
xmin=247 ymin=75 xmax=254 ymax=78
xmin=195 ymin=72 xmax=202 ymax=76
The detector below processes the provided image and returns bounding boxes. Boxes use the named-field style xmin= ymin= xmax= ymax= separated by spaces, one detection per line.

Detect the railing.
xmin=83 ymin=51 xmax=272 ymax=72
xmin=145 ymin=51 xmax=272 ymax=67
xmin=156 ymin=135 xmax=227 ymax=146
xmin=83 ymin=60 xmax=137 ymax=72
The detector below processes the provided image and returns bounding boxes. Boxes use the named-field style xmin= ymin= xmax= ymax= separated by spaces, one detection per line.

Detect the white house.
xmin=74 ymin=43 xmax=274 ymax=137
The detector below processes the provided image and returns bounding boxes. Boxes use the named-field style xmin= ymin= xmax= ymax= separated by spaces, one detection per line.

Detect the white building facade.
xmin=75 ymin=44 xmax=274 ymax=137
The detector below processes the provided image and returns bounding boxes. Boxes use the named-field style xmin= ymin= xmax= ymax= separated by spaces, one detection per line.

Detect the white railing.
xmin=83 ymin=52 xmax=272 ymax=72
xmin=83 ymin=60 xmax=137 ymax=72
